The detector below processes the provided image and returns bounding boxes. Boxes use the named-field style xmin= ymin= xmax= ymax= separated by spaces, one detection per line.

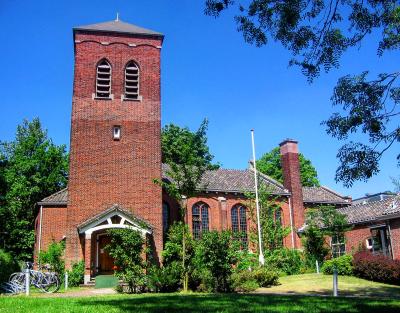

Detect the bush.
xmin=321 ymin=255 xmax=353 ymax=276
xmin=252 ymin=267 xmax=279 ymax=287
xmin=106 ymin=229 xmax=146 ymax=293
xmin=194 ymin=231 xmax=239 ymax=292
xmin=236 ymin=251 xmax=258 ymax=271
xmin=266 ymin=248 xmax=304 ymax=275
xmin=0 ymin=249 xmax=19 ymax=283
xmin=231 ymin=270 xmax=259 ymax=292
xmin=352 ymin=251 xmax=400 ymax=285
xmin=147 ymin=265 xmax=181 ymax=292
xmin=68 ymin=261 xmax=84 ymax=287
xmin=231 ymin=267 xmax=279 ymax=292
xmin=38 ymin=241 xmax=65 ymax=275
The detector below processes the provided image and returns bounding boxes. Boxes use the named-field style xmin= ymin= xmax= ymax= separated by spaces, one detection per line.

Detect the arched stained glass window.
xmin=231 ymin=204 xmax=248 ymax=249
xmin=192 ymin=202 xmax=209 ymax=239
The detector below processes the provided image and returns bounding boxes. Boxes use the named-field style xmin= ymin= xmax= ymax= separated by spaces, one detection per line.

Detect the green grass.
xmin=259 ymin=273 xmax=400 ymax=298
xmin=1 ymin=293 xmax=400 ymax=313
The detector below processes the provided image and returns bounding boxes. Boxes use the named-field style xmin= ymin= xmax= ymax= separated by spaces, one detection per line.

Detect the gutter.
xmin=38 ymin=205 xmax=43 ymax=265
xmin=288 ymin=196 xmax=295 ymax=249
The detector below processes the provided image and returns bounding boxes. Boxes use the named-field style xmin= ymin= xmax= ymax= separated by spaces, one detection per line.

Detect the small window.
xmin=96 ymin=59 xmax=112 ymax=98
xmin=331 ymin=234 xmax=346 ymax=258
xmin=113 ymin=126 xmax=121 ymax=140
xmin=124 ymin=61 xmax=140 ymax=100
xmin=162 ymin=202 xmax=170 ymax=238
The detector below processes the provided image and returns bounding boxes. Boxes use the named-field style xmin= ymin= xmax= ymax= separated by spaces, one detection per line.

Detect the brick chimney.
xmin=279 ymin=139 xmax=304 ymax=248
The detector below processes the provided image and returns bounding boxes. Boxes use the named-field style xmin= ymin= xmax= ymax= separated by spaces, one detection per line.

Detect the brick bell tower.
xmin=66 ymin=18 xmax=163 ymax=282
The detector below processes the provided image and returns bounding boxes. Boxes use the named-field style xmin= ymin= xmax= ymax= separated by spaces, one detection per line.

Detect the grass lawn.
xmin=258 ymin=273 xmax=400 ymax=298
xmin=1 ymin=293 xmax=400 ymax=313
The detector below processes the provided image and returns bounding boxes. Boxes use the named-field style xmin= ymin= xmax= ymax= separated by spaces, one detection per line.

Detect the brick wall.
xmin=65 ymin=30 xmax=163 ymax=267
xmin=389 ymin=218 xmax=400 ymax=260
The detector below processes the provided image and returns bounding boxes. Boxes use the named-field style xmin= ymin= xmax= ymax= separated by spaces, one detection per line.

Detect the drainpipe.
xmin=387 ymin=222 xmax=395 ymax=260
xmin=288 ymin=196 xmax=295 ymax=249
xmin=38 ymin=205 xmax=43 ymax=266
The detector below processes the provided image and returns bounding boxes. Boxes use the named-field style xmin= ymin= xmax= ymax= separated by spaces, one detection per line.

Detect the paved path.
xmin=39 ymin=288 xmax=117 ymax=298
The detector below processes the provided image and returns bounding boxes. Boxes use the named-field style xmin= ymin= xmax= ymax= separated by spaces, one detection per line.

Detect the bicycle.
xmin=2 ymin=262 xmax=60 ymax=294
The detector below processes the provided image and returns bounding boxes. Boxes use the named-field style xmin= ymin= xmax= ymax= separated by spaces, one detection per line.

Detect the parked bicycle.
xmin=0 ymin=262 xmax=60 ymax=294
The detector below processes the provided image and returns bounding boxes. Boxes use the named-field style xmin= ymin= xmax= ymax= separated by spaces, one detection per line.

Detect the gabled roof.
xmin=37 ymin=188 xmax=68 ymax=205
xmin=77 ymin=204 xmax=152 ymax=233
xmin=302 ymin=186 xmax=350 ymax=205
xmin=161 ymin=164 xmax=289 ymax=195
xmin=73 ymin=19 xmax=163 ymax=38
xmin=339 ymin=195 xmax=400 ymax=225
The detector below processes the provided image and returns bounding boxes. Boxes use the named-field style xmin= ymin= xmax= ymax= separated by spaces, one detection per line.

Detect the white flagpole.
xmin=251 ymin=129 xmax=265 ymax=266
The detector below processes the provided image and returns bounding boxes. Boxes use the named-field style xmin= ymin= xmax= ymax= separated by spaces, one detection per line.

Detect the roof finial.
xmin=116 ymin=12 xmax=119 ymax=21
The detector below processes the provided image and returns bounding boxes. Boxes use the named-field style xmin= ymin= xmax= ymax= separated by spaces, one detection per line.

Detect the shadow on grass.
xmin=76 ymin=293 xmax=400 ymax=313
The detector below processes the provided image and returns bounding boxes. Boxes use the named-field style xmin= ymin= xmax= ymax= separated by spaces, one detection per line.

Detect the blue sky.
xmin=1 ymin=0 xmax=399 ymax=198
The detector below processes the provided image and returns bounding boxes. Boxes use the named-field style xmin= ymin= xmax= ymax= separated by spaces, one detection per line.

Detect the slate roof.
xmin=37 ymin=188 xmax=68 ymax=205
xmin=302 ymin=186 xmax=350 ymax=205
xmin=339 ymin=195 xmax=400 ymax=225
xmin=38 ymin=167 xmax=353 ymax=206
xmin=74 ymin=19 xmax=163 ymax=38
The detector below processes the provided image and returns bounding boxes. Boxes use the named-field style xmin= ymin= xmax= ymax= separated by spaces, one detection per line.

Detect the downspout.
xmin=387 ymin=222 xmax=395 ymax=260
xmin=288 ymin=196 xmax=295 ymax=249
xmin=38 ymin=205 xmax=43 ymax=265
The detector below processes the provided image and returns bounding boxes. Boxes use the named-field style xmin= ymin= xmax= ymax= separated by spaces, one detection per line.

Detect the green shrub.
xmin=194 ymin=231 xmax=239 ymax=292
xmin=0 ymin=249 xmax=19 ymax=283
xmin=321 ymin=255 xmax=353 ymax=276
xmin=230 ymin=267 xmax=279 ymax=292
xmin=147 ymin=265 xmax=181 ymax=292
xmin=266 ymin=248 xmax=304 ymax=275
xmin=106 ymin=229 xmax=146 ymax=293
xmin=230 ymin=270 xmax=259 ymax=292
xmin=68 ymin=261 xmax=84 ymax=287
xmin=38 ymin=241 xmax=65 ymax=275
xmin=252 ymin=267 xmax=279 ymax=287
xmin=236 ymin=251 xmax=258 ymax=271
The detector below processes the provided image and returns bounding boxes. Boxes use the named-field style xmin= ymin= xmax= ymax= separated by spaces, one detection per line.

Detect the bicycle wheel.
xmin=42 ymin=274 xmax=60 ymax=293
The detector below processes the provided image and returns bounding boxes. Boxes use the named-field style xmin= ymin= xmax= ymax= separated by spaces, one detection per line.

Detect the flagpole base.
xmin=259 ymin=253 xmax=265 ymax=266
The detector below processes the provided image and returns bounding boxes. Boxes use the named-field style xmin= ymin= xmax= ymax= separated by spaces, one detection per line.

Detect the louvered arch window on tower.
xmin=96 ymin=59 xmax=112 ymax=98
xmin=124 ymin=61 xmax=140 ymax=100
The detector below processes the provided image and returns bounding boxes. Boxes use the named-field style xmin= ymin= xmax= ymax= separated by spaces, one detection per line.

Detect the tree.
xmin=158 ymin=119 xmax=218 ymax=291
xmin=302 ymin=205 xmax=350 ymax=266
xmin=105 ymin=228 xmax=146 ymax=293
xmin=246 ymin=185 xmax=291 ymax=253
xmin=205 ymin=0 xmax=400 ymax=187
xmin=257 ymin=147 xmax=320 ymax=187
xmin=194 ymin=231 xmax=239 ymax=292
xmin=0 ymin=118 xmax=69 ymax=260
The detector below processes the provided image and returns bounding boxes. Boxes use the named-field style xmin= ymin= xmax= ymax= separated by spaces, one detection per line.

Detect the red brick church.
xmin=34 ymin=19 xmax=400 ymax=284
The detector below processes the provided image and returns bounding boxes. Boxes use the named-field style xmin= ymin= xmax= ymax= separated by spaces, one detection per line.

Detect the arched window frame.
xmin=192 ymin=202 xmax=209 ymax=240
xmin=123 ymin=61 xmax=141 ymax=101
xmin=94 ymin=59 xmax=112 ymax=99
xmin=231 ymin=204 xmax=248 ymax=249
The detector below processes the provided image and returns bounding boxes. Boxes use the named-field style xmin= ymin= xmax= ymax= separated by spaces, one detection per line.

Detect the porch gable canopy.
xmin=77 ymin=204 xmax=152 ymax=237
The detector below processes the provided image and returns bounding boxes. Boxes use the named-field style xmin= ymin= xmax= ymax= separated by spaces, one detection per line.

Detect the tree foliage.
xmin=246 ymin=185 xmax=291 ymax=253
xmin=205 ymin=0 xmax=400 ymax=186
xmin=302 ymin=205 xmax=350 ymax=265
xmin=194 ymin=231 xmax=239 ymax=292
xmin=105 ymin=228 xmax=146 ymax=293
xmin=257 ymin=147 xmax=320 ymax=187
xmin=159 ymin=119 xmax=217 ymax=291
xmin=161 ymin=119 xmax=218 ymax=200
xmin=0 ymin=118 xmax=69 ymax=260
